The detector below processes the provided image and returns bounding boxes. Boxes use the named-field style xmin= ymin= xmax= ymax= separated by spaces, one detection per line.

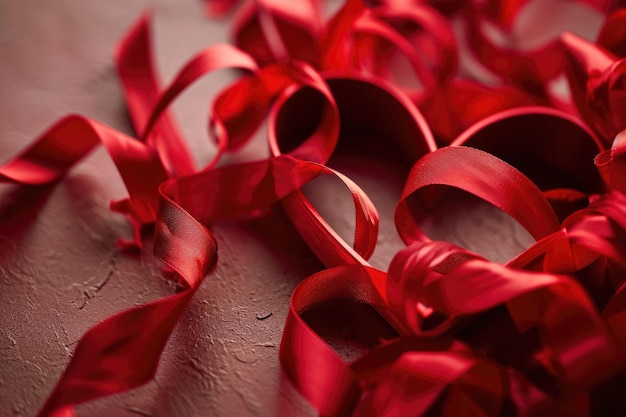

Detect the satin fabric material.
xmin=3 ymin=1 xmax=626 ymax=416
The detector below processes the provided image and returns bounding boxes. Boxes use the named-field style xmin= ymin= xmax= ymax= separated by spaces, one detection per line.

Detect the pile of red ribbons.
xmin=2 ymin=0 xmax=626 ymax=415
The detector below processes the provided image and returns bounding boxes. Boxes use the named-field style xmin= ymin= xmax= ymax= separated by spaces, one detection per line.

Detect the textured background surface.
xmin=0 ymin=1 xmax=535 ymax=416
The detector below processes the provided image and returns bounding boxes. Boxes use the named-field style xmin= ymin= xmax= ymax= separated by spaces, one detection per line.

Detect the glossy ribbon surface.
xmin=3 ymin=1 xmax=626 ymax=416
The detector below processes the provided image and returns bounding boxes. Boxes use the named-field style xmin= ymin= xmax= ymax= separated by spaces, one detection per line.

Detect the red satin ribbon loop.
xmin=116 ymin=14 xmax=196 ymax=177
xmin=386 ymin=241 xmax=618 ymax=387
xmin=281 ymin=259 xmax=591 ymax=417
xmin=395 ymin=146 xmax=561 ymax=245
xmin=4 ymin=2 xmax=626 ymax=417
xmin=270 ymin=72 xmax=434 ymax=266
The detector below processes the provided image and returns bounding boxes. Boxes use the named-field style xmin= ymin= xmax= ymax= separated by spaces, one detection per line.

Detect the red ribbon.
xmin=3 ymin=1 xmax=626 ymax=416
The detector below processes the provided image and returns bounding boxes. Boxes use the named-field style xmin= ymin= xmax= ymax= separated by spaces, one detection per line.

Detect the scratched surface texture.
xmin=0 ymin=1 xmax=535 ymax=416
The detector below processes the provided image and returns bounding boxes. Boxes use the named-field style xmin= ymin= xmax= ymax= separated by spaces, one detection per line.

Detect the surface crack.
xmin=124 ymin=406 xmax=152 ymax=417
xmin=77 ymin=255 xmax=117 ymax=310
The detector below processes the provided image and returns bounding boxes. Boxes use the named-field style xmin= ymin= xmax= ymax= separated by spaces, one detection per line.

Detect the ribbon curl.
xmin=3 ymin=1 xmax=626 ymax=416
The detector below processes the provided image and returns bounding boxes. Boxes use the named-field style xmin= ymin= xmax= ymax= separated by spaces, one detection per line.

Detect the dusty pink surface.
xmin=0 ymin=1 xmax=534 ymax=416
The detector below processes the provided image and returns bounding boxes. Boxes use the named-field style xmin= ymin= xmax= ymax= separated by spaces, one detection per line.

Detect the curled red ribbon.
xmin=3 ymin=1 xmax=626 ymax=416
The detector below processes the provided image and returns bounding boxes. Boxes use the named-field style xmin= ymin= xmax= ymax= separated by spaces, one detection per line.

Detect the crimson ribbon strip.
xmin=464 ymin=0 xmax=615 ymax=103
xmin=269 ymin=70 xmax=436 ymax=267
xmin=138 ymin=4 xmax=626 ymax=416
xmin=4 ymin=1 xmax=626 ymax=417
xmin=395 ymin=145 xmax=562 ymax=244
xmin=228 ymin=0 xmax=545 ymax=143
xmin=280 ymin=144 xmax=626 ymax=416
xmin=598 ymin=7 xmax=626 ymax=56
xmin=116 ymin=15 xmax=386 ymax=266
xmin=280 ymin=261 xmax=593 ymax=417
xmin=562 ymin=31 xmax=626 ymax=146
xmin=0 ymin=116 xmax=377 ymax=417
xmin=0 ymin=115 xmax=169 ymax=252
xmin=274 ymin=5 xmax=626 ymax=415
xmin=115 ymin=12 xmax=196 ymax=178
xmin=0 ymin=9 xmax=382 ymax=415
xmin=35 ymin=153 xmax=337 ymax=417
